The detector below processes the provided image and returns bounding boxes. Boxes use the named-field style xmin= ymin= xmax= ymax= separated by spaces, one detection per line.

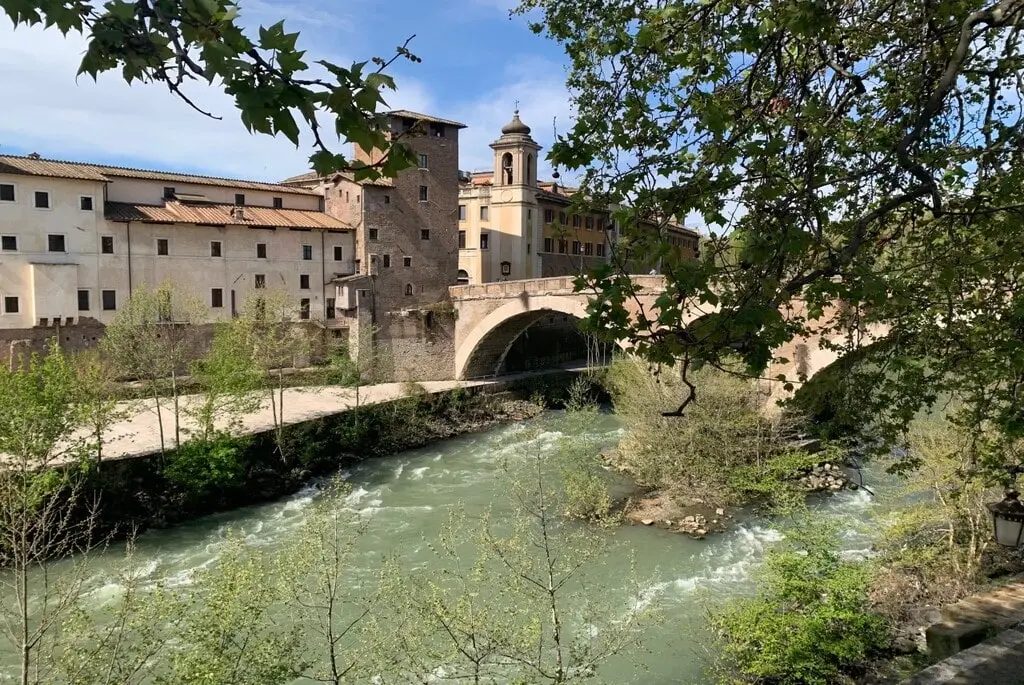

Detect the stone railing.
xmin=449 ymin=274 xmax=666 ymax=301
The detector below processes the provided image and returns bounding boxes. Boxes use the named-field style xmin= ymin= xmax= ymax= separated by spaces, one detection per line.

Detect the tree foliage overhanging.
xmin=519 ymin=0 xmax=1024 ymax=466
xmin=0 ymin=0 xmax=419 ymax=178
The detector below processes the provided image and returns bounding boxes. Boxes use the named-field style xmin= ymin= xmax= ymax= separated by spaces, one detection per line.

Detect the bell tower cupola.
xmin=490 ymin=109 xmax=542 ymax=188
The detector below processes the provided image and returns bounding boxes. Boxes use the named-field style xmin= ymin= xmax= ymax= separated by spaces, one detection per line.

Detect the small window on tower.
xmin=405 ymin=283 xmax=414 ymax=296
xmin=403 ymin=256 xmax=412 ymax=267
xmin=369 ymin=228 xmax=379 ymax=241
xmin=421 ymin=229 xmax=430 ymax=240
xmin=418 ymin=153 xmax=428 ymax=169
xmin=419 ymin=186 xmax=428 ymax=202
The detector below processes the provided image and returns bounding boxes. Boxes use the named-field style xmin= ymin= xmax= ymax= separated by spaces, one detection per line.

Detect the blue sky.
xmin=0 ymin=0 xmax=576 ymax=183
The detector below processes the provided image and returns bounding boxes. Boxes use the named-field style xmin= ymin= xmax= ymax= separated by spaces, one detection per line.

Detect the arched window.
xmin=526 ymin=154 xmax=534 ymax=186
xmin=404 ymin=283 xmax=413 ymax=296
xmin=456 ymin=269 xmax=470 ymax=285
xmin=502 ymin=153 xmax=514 ymax=185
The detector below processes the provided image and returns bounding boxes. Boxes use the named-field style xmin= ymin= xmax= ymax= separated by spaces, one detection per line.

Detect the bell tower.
xmin=491 ymin=110 xmax=541 ymax=188
xmin=484 ymin=110 xmax=543 ymax=281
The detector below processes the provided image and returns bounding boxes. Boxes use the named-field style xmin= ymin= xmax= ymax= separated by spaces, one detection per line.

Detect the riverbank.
xmin=70 ymin=371 xmax=585 ymax=539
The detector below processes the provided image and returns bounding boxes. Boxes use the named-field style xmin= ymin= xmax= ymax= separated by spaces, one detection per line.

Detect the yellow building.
xmin=457 ymin=111 xmax=700 ymax=285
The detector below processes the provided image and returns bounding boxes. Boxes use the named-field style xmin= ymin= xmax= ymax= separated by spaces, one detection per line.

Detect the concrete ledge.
xmin=926 ymin=621 xmax=992 ymax=660
xmin=903 ymin=628 xmax=1024 ymax=684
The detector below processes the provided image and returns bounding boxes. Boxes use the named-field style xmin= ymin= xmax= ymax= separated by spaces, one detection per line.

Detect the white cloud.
xmin=450 ymin=56 xmax=575 ymax=183
xmin=0 ymin=18 xmax=433 ymax=182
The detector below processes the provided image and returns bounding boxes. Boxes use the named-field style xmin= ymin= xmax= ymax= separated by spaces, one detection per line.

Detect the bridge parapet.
xmin=449 ymin=275 xmax=667 ymax=302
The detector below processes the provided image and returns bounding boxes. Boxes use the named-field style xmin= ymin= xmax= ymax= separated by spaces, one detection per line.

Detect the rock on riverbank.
xmin=795 ymin=461 xmax=858 ymax=492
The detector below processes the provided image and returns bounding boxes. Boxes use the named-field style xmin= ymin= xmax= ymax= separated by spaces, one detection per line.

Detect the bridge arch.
xmin=455 ymin=295 xmax=601 ymax=379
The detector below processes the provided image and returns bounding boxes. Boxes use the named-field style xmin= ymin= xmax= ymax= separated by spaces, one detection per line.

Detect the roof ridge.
xmin=0 ymin=153 xmax=316 ymax=193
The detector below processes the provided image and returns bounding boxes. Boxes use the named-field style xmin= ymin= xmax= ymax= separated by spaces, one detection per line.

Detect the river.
xmin=23 ymin=410 xmax=893 ymax=683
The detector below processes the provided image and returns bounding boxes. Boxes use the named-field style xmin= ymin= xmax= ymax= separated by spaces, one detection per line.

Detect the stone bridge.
xmin=449 ymin=276 xmax=886 ymax=399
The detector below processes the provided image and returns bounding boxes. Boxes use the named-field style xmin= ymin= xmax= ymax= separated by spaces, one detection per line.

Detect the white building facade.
xmin=0 ymin=155 xmax=356 ymax=331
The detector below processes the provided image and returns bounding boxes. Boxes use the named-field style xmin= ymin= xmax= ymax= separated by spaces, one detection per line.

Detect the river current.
xmin=35 ymin=411 xmax=891 ymax=683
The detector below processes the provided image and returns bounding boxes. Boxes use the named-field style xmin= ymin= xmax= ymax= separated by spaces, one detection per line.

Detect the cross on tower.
xmin=514 ymin=100 xmax=519 ymax=113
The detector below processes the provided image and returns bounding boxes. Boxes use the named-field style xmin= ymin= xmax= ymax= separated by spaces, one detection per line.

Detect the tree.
xmin=186 ymin=322 xmax=263 ymax=444
xmin=388 ymin=426 xmax=649 ymax=683
xmin=0 ymin=343 xmax=99 ymax=685
xmin=0 ymin=0 xmax=418 ymax=179
xmin=101 ymin=282 xmax=205 ymax=455
xmin=518 ymin=0 xmax=1024 ymax=460
xmin=73 ymin=350 xmax=129 ymax=464
xmin=229 ymin=287 xmax=314 ymax=462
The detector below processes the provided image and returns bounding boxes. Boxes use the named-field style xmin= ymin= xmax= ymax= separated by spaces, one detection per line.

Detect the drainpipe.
xmin=126 ymin=221 xmax=133 ymax=297
xmin=321 ymin=229 xmax=326 ymax=318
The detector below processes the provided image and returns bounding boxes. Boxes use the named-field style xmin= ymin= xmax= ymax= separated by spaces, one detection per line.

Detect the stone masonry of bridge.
xmin=449 ymin=275 xmax=886 ymax=402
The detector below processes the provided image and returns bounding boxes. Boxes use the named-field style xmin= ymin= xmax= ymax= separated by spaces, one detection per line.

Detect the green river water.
xmin=28 ymin=410 xmax=894 ymax=683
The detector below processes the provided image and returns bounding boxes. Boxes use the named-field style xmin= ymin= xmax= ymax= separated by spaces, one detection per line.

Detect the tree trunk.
xmin=171 ymin=368 xmax=181 ymax=448
xmin=152 ymin=384 xmax=166 ymax=457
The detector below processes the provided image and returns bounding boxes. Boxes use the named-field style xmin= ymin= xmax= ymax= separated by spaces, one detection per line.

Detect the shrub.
xmin=164 ymin=434 xmax=249 ymax=496
xmin=604 ymin=356 xmax=802 ymax=504
xmin=709 ymin=517 xmax=888 ymax=684
xmin=556 ymin=408 xmax=617 ymax=524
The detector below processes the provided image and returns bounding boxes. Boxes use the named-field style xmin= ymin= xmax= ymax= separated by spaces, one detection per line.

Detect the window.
xmin=572 ymin=215 xmax=581 ymax=228
xmin=418 ymin=153 xmax=428 ymax=169
xmin=326 ymin=298 xmax=336 ymax=320
xmin=418 ymin=186 xmax=429 ymax=202
xmin=458 ymin=230 xmax=466 ymax=249
xmin=333 ymin=246 xmax=343 ymax=261
xmin=528 ymin=208 xmax=532 ymax=220
xmin=78 ymin=290 xmax=90 ymax=311
xmin=382 ymin=254 xmax=391 ymax=268
xmin=404 ymin=283 xmax=414 ymax=296
xmin=255 ymin=274 xmax=266 ymax=289
xmin=34 ymin=191 xmax=50 ymax=209
xmin=501 ymin=153 xmax=513 ymax=184
xmin=585 ymin=216 xmax=593 ymax=229
xmin=1 ymin=236 xmax=16 ymax=251
xmin=584 ymin=242 xmax=594 ymax=256
xmin=235 ymin=193 xmax=245 ymax=206
xmin=80 ymin=196 xmax=93 ymax=211
xmin=457 ymin=269 xmax=470 ymax=285
xmin=480 ymin=206 xmax=489 ymax=221
xmin=384 ymin=194 xmax=390 ymax=204
xmin=256 ymin=243 xmax=267 ymax=259
xmin=156 ymin=238 xmax=169 ymax=256
xmin=480 ymin=232 xmax=489 ymax=250
xmin=0 ymin=184 xmax=14 ymax=202
xmin=429 ymin=122 xmax=445 ymax=137
xmin=596 ymin=243 xmax=606 ymax=257
xmin=403 ymin=256 xmax=412 ymax=267
xmin=559 ymin=211 xmax=567 ymax=225
xmin=544 ymin=237 xmax=554 ymax=253
xmin=163 ymin=186 xmax=175 ymax=199
xmin=421 ymin=229 xmax=430 ymax=240
xmin=572 ymin=241 xmax=581 ymax=255
xmin=3 ymin=296 xmax=18 ymax=314
xmin=47 ymin=234 xmax=65 ymax=252
xmin=597 ymin=218 xmax=606 ymax=231
xmin=300 ymin=274 xmax=310 ymax=289
xmin=458 ymin=205 xmax=466 ymax=221
xmin=345 ymin=191 xmax=349 ymax=202
xmin=302 ymin=244 xmax=313 ymax=260
xmin=544 ymin=209 xmax=555 ymax=223
xmin=501 ymin=261 xmax=511 ymax=276
xmin=102 ymin=290 xmax=116 ymax=311
xmin=211 ymin=288 xmax=223 ymax=308
xmin=273 ymin=197 xmax=283 ymax=209
xmin=299 ymin=298 xmax=310 ymax=320
xmin=369 ymin=228 xmax=379 ymax=241
xmin=210 ymin=240 xmax=222 ymax=257
xmin=558 ymin=239 xmax=567 ymax=254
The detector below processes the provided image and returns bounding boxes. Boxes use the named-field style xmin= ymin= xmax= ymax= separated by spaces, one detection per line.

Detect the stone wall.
xmin=376 ymin=311 xmax=456 ymax=382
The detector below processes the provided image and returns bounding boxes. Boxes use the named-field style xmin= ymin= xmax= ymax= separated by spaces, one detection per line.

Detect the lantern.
xmin=987 ymin=490 xmax=1024 ymax=547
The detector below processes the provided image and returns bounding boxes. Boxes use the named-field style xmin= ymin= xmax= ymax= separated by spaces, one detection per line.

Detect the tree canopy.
xmin=519 ymin=0 xmax=1024 ymax=466
xmin=1 ymin=0 xmax=418 ymax=178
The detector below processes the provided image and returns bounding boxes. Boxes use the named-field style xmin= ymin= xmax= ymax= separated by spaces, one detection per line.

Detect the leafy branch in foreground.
xmin=2 ymin=0 xmax=419 ymax=178
xmin=521 ymin=0 xmax=1024 ymax=460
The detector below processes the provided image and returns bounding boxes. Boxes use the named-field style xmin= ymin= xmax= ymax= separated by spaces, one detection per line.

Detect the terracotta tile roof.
xmin=387 ymin=110 xmax=467 ymax=129
xmin=0 ymin=156 xmax=108 ymax=181
xmin=105 ymin=201 xmax=353 ymax=230
xmin=0 ymin=155 xmax=319 ymax=195
xmin=280 ymin=171 xmax=319 ymax=185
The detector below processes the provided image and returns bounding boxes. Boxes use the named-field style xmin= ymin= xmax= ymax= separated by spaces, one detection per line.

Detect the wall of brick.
xmin=375 ymin=312 xmax=456 ymax=382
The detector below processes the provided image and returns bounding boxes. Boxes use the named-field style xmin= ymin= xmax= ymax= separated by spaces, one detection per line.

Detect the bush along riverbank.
xmin=589 ymin=357 xmax=860 ymax=539
xmin=72 ymin=380 xmax=564 ymax=540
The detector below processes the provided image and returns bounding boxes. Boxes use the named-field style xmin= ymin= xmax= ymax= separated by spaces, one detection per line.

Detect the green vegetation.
xmin=710 ymin=517 xmax=888 ymax=685
xmin=604 ymin=357 xmax=807 ymax=507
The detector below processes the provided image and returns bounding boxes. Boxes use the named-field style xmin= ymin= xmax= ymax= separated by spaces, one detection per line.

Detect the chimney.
xmin=230 ymin=206 xmax=245 ymax=222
